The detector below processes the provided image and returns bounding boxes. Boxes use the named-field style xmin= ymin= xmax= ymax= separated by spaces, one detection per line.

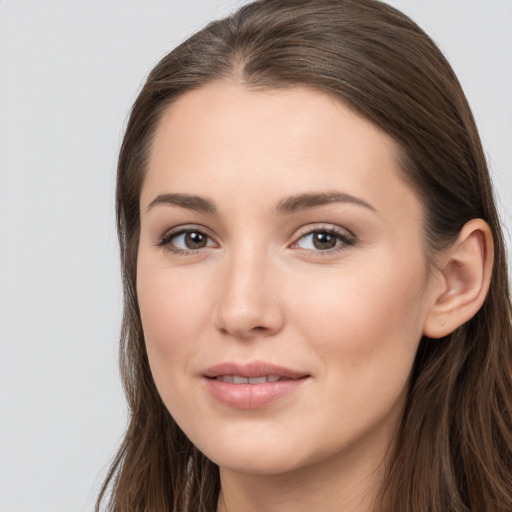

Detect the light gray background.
xmin=0 ymin=1 xmax=510 ymax=511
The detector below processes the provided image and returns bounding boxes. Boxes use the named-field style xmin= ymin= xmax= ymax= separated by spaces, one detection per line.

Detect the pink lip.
xmin=204 ymin=361 xmax=308 ymax=380
xmin=203 ymin=361 xmax=310 ymax=409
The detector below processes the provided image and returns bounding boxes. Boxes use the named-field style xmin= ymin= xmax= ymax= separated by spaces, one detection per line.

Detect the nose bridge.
xmin=214 ymin=238 xmax=283 ymax=338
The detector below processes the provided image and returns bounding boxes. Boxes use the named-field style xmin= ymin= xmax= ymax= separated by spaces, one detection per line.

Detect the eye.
xmin=158 ymin=227 xmax=216 ymax=253
xmin=294 ymin=228 xmax=355 ymax=252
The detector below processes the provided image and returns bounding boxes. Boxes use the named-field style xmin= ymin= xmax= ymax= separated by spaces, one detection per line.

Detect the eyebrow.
xmin=146 ymin=190 xmax=376 ymax=216
xmin=147 ymin=193 xmax=217 ymax=214
xmin=274 ymin=191 xmax=376 ymax=215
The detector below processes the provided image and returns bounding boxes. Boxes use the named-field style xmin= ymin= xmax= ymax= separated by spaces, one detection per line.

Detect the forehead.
xmin=142 ymin=82 xmax=422 ymax=225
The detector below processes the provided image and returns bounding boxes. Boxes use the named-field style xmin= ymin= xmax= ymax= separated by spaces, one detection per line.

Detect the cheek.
xmin=294 ymin=260 xmax=427 ymax=384
xmin=136 ymin=260 xmax=211 ymax=391
xmin=285 ymin=265 xmax=427 ymax=454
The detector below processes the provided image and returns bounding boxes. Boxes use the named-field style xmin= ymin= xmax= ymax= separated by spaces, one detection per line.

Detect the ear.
xmin=423 ymin=219 xmax=494 ymax=339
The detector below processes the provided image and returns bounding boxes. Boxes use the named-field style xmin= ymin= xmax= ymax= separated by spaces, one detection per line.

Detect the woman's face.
xmin=137 ymin=83 xmax=441 ymax=478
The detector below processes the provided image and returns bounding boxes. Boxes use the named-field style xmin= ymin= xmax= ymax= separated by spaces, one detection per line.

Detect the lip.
xmin=203 ymin=361 xmax=310 ymax=409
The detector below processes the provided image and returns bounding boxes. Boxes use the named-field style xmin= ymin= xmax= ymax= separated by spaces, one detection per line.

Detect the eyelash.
xmin=156 ymin=226 xmax=216 ymax=256
xmin=156 ymin=225 xmax=356 ymax=256
xmin=292 ymin=226 xmax=356 ymax=255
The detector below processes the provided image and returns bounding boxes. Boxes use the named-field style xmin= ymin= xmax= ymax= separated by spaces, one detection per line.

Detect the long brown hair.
xmin=96 ymin=1 xmax=512 ymax=510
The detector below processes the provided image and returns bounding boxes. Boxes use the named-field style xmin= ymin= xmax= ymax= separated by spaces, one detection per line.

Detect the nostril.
xmin=213 ymin=283 xmax=285 ymax=339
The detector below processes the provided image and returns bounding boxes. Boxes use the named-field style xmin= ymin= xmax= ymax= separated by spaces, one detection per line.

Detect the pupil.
xmin=313 ymin=232 xmax=336 ymax=250
xmin=185 ymin=232 xmax=206 ymax=249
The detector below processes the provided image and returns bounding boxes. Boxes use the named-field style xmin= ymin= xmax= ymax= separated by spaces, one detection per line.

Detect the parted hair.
xmin=96 ymin=1 xmax=512 ymax=510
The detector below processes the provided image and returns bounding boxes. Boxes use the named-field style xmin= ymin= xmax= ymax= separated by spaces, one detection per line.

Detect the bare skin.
xmin=136 ymin=83 xmax=493 ymax=512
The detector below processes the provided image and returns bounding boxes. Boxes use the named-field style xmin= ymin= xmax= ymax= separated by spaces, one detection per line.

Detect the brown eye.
xmin=295 ymin=228 xmax=355 ymax=253
xmin=161 ymin=229 xmax=215 ymax=253
xmin=184 ymin=231 xmax=207 ymax=249
xmin=312 ymin=232 xmax=337 ymax=250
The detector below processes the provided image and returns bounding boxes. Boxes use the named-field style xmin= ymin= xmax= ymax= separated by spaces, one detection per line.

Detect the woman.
xmin=97 ymin=0 xmax=512 ymax=511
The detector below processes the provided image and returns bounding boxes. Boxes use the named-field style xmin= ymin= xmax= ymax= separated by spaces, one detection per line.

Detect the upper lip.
xmin=203 ymin=361 xmax=309 ymax=379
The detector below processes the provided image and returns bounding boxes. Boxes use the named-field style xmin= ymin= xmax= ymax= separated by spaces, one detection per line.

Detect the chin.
xmin=195 ymin=429 xmax=338 ymax=478
xmin=191 ymin=429 xmax=307 ymax=476
xmin=213 ymin=451 xmax=305 ymax=476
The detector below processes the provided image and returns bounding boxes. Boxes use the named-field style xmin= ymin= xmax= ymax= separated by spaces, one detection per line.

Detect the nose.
xmin=213 ymin=248 xmax=285 ymax=340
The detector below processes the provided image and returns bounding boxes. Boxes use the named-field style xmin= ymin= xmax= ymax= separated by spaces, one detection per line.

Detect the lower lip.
xmin=204 ymin=378 xmax=308 ymax=409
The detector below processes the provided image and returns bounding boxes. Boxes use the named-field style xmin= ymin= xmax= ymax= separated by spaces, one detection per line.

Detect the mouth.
xmin=203 ymin=361 xmax=309 ymax=381
xmin=213 ymin=375 xmax=297 ymax=384
xmin=203 ymin=361 xmax=310 ymax=409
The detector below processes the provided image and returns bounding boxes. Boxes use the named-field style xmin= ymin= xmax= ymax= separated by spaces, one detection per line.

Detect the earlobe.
xmin=423 ymin=219 xmax=494 ymax=339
